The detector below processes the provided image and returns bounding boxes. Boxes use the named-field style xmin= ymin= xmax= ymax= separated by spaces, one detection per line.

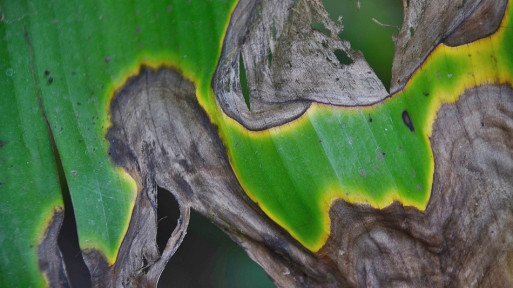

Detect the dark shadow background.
xmin=323 ymin=0 xmax=403 ymax=91
xmin=156 ymin=187 xmax=274 ymax=288
xmin=57 ymin=185 xmax=274 ymax=288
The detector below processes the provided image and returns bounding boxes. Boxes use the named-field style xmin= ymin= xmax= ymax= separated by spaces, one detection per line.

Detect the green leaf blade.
xmin=0 ymin=8 xmax=63 ymax=286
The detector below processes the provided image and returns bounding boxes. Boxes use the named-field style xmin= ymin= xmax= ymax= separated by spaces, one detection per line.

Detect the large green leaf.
xmin=214 ymin=1 xmax=513 ymax=251
xmin=2 ymin=0 xmax=512 ymax=285
xmin=0 ymin=12 xmax=63 ymax=286
xmin=1 ymin=0 xmax=236 ymax=285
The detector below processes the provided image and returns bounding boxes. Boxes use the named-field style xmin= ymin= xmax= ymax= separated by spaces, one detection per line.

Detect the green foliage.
xmin=216 ymin=1 xmax=513 ymax=251
xmin=0 ymin=0 xmax=236 ymax=285
xmin=2 ymin=0 xmax=511 ymax=286
xmin=323 ymin=0 xmax=404 ymax=90
xmin=0 ymin=18 xmax=63 ymax=286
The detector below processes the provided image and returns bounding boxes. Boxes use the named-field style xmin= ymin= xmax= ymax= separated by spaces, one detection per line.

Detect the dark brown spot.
xmin=368 ymin=116 xmax=373 ymax=123
xmin=423 ymin=92 xmax=429 ymax=96
xmin=171 ymin=172 xmax=194 ymax=196
xmin=402 ymin=110 xmax=415 ymax=132
xmin=48 ymin=77 xmax=53 ymax=84
xmin=178 ymin=159 xmax=191 ymax=173
xmin=104 ymin=56 xmax=111 ymax=63
xmin=44 ymin=70 xmax=50 ymax=76
xmin=0 ymin=140 xmax=5 ymax=148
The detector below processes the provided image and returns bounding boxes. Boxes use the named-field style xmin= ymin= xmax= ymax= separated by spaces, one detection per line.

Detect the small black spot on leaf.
xmin=402 ymin=110 xmax=415 ymax=132
xmin=368 ymin=116 xmax=373 ymax=123
xmin=48 ymin=77 xmax=53 ymax=84
xmin=0 ymin=140 xmax=5 ymax=148
xmin=334 ymin=49 xmax=353 ymax=65
xmin=423 ymin=92 xmax=429 ymax=96
xmin=44 ymin=69 xmax=50 ymax=76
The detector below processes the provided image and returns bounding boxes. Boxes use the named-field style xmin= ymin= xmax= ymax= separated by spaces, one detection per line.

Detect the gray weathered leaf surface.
xmin=214 ymin=0 xmax=387 ymax=130
xmin=391 ymin=0 xmax=508 ymax=92
xmin=105 ymin=0 xmax=513 ymax=286
xmin=320 ymin=85 xmax=513 ymax=286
